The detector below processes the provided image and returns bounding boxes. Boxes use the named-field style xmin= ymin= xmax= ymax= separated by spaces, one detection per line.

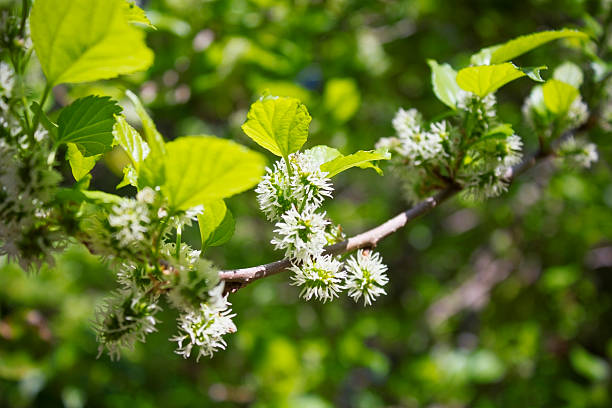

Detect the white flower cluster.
xmin=345 ymin=250 xmax=389 ymax=306
xmin=382 ymin=108 xmax=447 ymax=165
xmin=171 ymin=297 xmax=237 ymax=362
xmin=256 ymin=152 xmax=333 ymax=222
xmin=380 ymin=98 xmax=524 ymax=203
xmin=0 ymin=141 xmax=63 ymax=271
xmin=95 ymin=290 xmax=160 ymax=361
xmin=257 ymin=152 xmax=389 ymax=305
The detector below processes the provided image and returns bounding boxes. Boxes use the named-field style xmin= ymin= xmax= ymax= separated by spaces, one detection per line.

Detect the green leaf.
xmin=553 ymin=62 xmax=584 ymax=88
xmin=427 ymin=59 xmax=464 ymax=109
xmin=66 ymin=143 xmax=100 ymax=183
xmin=320 ymin=149 xmax=391 ymax=178
xmin=241 ymin=96 xmax=311 ymax=158
xmin=456 ymin=63 xmax=545 ymax=97
xmin=30 ymin=0 xmax=154 ymax=86
xmin=303 ymin=145 xmax=342 ymax=168
xmin=470 ymin=29 xmax=588 ymax=65
xmin=112 ymin=116 xmax=150 ymax=171
xmin=125 ymin=90 xmax=166 ymax=156
xmin=123 ymin=0 xmax=155 ymax=28
xmin=542 ymin=79 xmax=579 ymax=115
xmin=198 ymin=200 xmax=235 ymax=250
xmin=56 ymin=95 xmax=122 ymax=156
xmin=162 ymin=136 xmax=266 ymax=211
xmin=323 ymin=78 xmax=361 ymax=122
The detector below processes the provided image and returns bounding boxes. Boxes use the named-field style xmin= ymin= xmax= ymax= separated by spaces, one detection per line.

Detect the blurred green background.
xmin=1 ymin=0 xmax=612 ymax=406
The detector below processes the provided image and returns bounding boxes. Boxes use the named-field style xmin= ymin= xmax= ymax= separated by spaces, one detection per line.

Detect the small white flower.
xmin=501 ymin=134 xmax=523 ymax=168
xmin=464 ymin=171 xmax=509 ymax=200
xmin=458 ymin=93 xmax=497 ymax=121
xmin=108 ymin=198 xmax=151 ymax=248
xmin=391 ymin=108 xmax=446 ymax=164
xmin=256 ymin=153 xmax=333 ymax=222
xmin=344 ymin=250 xmax=389 ymax=306
xmin=290 ymin=254 xmax=345 ymax=303
xmin=567 ymin=97 xmax=589 ymax=130
xmin=271 ymin=205 xmax=329 ymax=261
xmin=171 ymin=297 xmax=237 ymax=362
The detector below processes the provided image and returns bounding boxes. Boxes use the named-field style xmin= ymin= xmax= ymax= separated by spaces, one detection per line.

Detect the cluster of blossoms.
xmin=90 ymin=189 xmax=236 ymax=361
xmin=377 ymin=94 xmax=523 ymax=203
xmin=0 ymin=58 xmax=67 ymax=271
xmin=257 ymin=152 xmax=389 ymax=305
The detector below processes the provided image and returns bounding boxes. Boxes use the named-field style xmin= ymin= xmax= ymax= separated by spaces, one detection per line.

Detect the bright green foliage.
xmin=470 ymin=29 xmax=588 ymax=65
xmin=427 ymin=59 xmax=463 ymax=109
xmin=66 ymin=143 xmax=99 ymax=182
xmin=553 ymin=62 xmax=584 ymax=88
xmin=123 ymin=0 xmax=155 ymax=28
xmin=126 ymin=90 xmax=166 ymax=157
xmin=56 ymin=95 xmax=122 ymax=156
xmin=198 ymin=200 xmax=235 ymax=250
xmin=456 ymin=63 xmax=542 ymax=97
xmin=323 ymin=78 xmax=361 ymax=122
xmin=162 ymin=136 xmax=266 ymax=211
xmin=304 ymin=145 xmax=343 ymax=167
xmin=112 ymin=116 xmax=149 ymax=170
xmin=320 ymin=149 xmax=391 ymax=177
xmin=543 ymin=79 xmax=579 ymax=114
xmin=241 ymin=96 xmax=311 ymax=158
xmin=30 ymin=0 xmax=154 ymax=86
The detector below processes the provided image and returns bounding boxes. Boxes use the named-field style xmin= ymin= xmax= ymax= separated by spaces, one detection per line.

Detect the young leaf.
xmin=30 ymin=0 xmax=154 ymax=86
xmin=123 ymin=1 xmax=155 ymax=28
xmin=427 ymin=59 xmax=464 ymax=109
xmin=162 ymin=136 xmax=266 ymax=211
xmin=456 ymin=63 xmax=545 ymax=97
xmin=320 ymin=150 xmax=391 ymax=178
xmin=241 ymin=96 xmax=311 ymax=158
xmin=553 ymin=62 xmax=584 ymax=88
xmin=303 ymin=145 xmax=342 ymax=168
xmin=198 ymin=200 xmax=235 ymax=250
xmin=56 ymin=96 xmax=122 ymax=156
xmin=66 ymin=143 xmax=100 ymax=182
xmin=542 ymin=79 xmax=579 ymax=114
xmin=112 ymin=116 xmax=150 ymax=171
xmin=125 ymin=90 xmax=166 ymax=156
xmin=470 ymin=29 xmax=588 ymax=65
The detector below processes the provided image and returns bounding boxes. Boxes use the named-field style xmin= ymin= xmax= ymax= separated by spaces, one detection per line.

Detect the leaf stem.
xmin=175 ymin=225 xmax=182 ymax=259
xmin=30 ymin=83 xmax=52 ymax=137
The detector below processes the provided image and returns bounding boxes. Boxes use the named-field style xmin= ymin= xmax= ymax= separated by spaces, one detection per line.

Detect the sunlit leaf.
xmin=30 ymin=0 xmax=154 ymax=85
xmin=162 ymin=136 xmax=266 ymax=211
xmin=112 ymin=116 xmax=150 ymax=170
xmin=427 ymin=59 xmax=464 ymax=109
xmin=303 ymin=145 xmax=342 ymax=168
xmin=320 ymin=149 xmax=391 ymax=178
xmin=542 ymin=79 xmax=579 ymax=114
xmin=241 ymin=96 xmax=311 ymax=158
xmin=470 ymin=29 xmax=588 ymax=65
xmin=125 ymin=90 xmax=166 ymax=156
xmin=123 ymin=0 xmax=155 ymax=28
xmin=456 ymin=63 xmax=545 ymax=97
